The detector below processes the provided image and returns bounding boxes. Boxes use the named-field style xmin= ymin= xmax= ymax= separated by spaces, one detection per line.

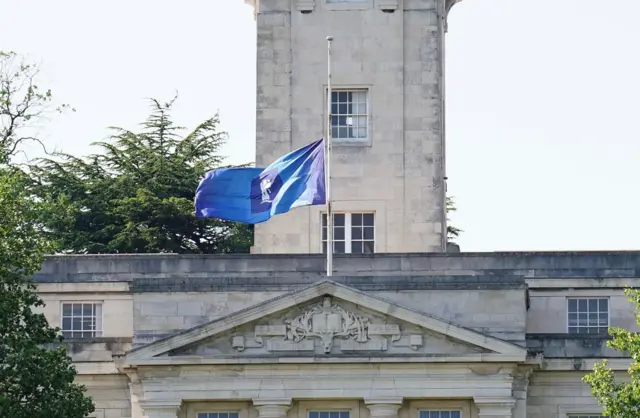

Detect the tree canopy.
xmin=0 ymin=167 xmax=94 ymax=418
xmin=29 ymin=97 xmax=253 ymax=254
xmin=584 ymin=288 xmax=640 ymax=417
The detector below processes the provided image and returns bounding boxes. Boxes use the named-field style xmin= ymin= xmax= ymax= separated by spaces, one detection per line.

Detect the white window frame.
xmin=566 ymin=297 xmax=610 ymax=334
xmin=321 ymin=212 xmax=375 ymax=254
xmin=184 ymin=402 xmax=250 ymax=418
xmin=60 ymin=301 xmax=103 ymax=339
xmin=327 ymin=88 xmax=370 ymax=143
xmin=298 ymin=401 xmax=359 ymax=418
xmin=411 ymin=401 xmax=470 ymax=418
xmin=566 ymin=415 xmax=608 ymax=418
xmin=324 ymin=0 xmax=372 ymax=11
xmin=559 ymin=405 xmax=606 ymax=418
xmin=196 ymin=412 xmax=240 ymax=418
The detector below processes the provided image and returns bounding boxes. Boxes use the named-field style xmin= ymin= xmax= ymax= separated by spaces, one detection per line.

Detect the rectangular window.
xmin=567 ymin=298 xmax=609 ymax=334
xmin=198 ymin=414 xmax=239 ymax=418
xmin=567 ymin=415 xmax=608 ymax=418
xmin=322 ymin=212 xmax=374 ymax=254
xmin=61 ymin=302 xmax=103 ymax=339
xmin=419 ymin=411 xmax=461 ymax=418
xmin=309 ymin=412 xmax=350 ymax=418
xmin=330 ymin=90 xmax=368 ymax=141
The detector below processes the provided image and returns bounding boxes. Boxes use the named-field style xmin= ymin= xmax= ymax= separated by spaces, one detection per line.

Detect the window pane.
xmin=600 ymin=298 xmax=608 ymax=310
xmin=338 ymin=127 xmax=348 ymax=138
xmin=363 ymin=241 xmax=374 ymax=253
xmin=322 ymin=227 xmax=327 ymax=240
xmin=72 ymin=318 xmax=82 ymax=331
xmin=62 ymin=318 xmax=71 ymax=330
xmin=337 ymin=91 xmax=348 ymax=102
xmin=352 ymin=228 xmax=362 ymax=239
xmin=363 ymin=227 xmax=374 ymax=239
xmin=568 ymin=298 xmax=577 ymax=312
xmin=588 ymin=299 xmax=598 ymax=311
xmin=331 ymin=91 xmax=338 ymax=103
xmin=335 ymin=241 xmax=345 ymax=254
xmin=332 ymin=127 xmax=339 ymax=138
xmin=363 ymin=213 xmax=374 ymax=226
xmin=334 ymin=227 xmax=345 ymax=240
xmin=334 ymin=214 xmax=345 ymax=226
xmin=329 ymin=413 xmax=339 ymax=418
xmin=322 ymin=214 xmax=327 ymax=226
xmin=352 ymin=242 xmax=363 ymax=254
xmin=352 ymin=213 xmax=362 ymax=226
xmin=62 ymin=304 xmax=72 ymax=316
xmin=578 ymin=299 xmax=588 ymax=311
xmin=72 ymin=304 xmax=83 ymax=315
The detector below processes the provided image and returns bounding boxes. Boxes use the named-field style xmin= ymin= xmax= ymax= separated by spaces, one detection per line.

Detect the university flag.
xmin=194 ymin=138 xmax=326 ymax=224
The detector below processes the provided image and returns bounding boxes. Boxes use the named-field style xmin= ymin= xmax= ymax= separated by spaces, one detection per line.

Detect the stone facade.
xmin=250 ymin=0 xmax=450 ymax=254
xmin=34 ymin=252 xmax=640 ymax=418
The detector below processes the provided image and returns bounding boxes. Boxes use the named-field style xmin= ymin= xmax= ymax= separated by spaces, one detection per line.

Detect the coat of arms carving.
xmin=285 ymin=296 xmax=369 ymax=353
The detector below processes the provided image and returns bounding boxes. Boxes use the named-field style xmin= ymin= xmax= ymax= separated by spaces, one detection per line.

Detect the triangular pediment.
xmin=126 ymin=280 xmax=527 ymax=365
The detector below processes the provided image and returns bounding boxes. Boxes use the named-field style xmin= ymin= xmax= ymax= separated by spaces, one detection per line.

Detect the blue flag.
xmin=195 ymin=139 xmax=326 ymax=224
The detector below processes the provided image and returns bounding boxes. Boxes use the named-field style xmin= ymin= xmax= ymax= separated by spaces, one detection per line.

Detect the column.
xmin=253 ymin=399 xmax=292 ymax=418
xmin=511 ymin=368 xmax=531 ymax=418
xmin=473 ymin=397 xmax=515 ymax=418
xmin=139 ymin=400 xmax=181 ymax=418
xmin=364 ymin=398 xmax=403 ymax=418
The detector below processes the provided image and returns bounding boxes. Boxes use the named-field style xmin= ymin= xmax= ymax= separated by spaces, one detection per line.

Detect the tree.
xmin=446 ymin=196 xmax=462 ymax=242
xmin=583 ymin=288 xmax=640 ymax=417
xmin=0 ymin=167 xmax=94 ymax=418
xmin=0 ymin=51 xmax=71 ymax=164
xmin=29 ymin=96 xmax=253 ymax=254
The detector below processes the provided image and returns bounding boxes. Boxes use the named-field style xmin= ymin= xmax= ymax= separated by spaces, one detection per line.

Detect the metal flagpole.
xmin=325 ymin=36 xmax=334 ymax=277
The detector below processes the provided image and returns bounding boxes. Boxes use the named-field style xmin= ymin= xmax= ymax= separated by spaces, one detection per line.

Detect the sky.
xmin=1 ymin=0 xmax=639 ymax=252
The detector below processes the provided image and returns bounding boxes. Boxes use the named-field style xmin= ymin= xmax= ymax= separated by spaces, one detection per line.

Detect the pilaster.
xmin=511 ymin=367 xmax=532 ymax=418
xmin=253 ymin=399 xmax=292 ymax=418
xmin=365 ymin=398 xmax=403 ymax=418
xmin=139 ymin=400 xmax=181 ymax=418
xmin=474 ymin=397 xmax=516 ymax=418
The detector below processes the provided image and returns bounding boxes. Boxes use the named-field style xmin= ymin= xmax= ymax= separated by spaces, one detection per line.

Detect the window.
xmin=309 ymin=412 xmax=349 ymax=418
xmin=322 ymin=212 xmax=374 ymax=254
xmin=330 ymin=90 xmax=368 ymax=141
xmin=198 ymin=414 xmax=239 ymax=418
xmin=567 ymin=415 xmax=608 ymax=418
xmin=567 ymin=298 xmax=609 ymax=334
xmin=419 ymin=412 xmax=461 ymax=418
xmin=61 ymin=302 xmax=103 ymax=338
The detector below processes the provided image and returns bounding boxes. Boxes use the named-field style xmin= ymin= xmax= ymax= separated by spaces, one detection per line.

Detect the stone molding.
xmin=133 ymin=364 xmax=517 ymax=402
xmin=365 ymin=399 xmax=403 ymax=418
xmin=138 ymin=400 xmax=181 ymax=418
xmin=474 ymin=397 xmax=516 ymax=417
xmin=253 ymin=399 xmax=292 ymax=418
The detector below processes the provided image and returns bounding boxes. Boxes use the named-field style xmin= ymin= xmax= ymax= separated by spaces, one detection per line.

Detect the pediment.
xmin=126 ymin=280 xmax=527 ymax=365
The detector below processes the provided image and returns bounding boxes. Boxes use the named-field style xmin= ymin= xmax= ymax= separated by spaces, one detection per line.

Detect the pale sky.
xmin=2 ymin=0 xmax=639 ymax=252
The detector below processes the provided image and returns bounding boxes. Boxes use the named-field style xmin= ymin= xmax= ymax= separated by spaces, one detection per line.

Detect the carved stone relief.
xmin=231 ymin=296 xmax=425 ymax=354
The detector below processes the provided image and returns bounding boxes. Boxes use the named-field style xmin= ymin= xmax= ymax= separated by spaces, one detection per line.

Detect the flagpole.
xmin=325 ymin=35 xmax=334 ymax=277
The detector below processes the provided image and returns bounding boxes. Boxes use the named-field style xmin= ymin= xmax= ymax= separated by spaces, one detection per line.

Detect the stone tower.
xmin=247 ymin=0 xmax=460 ymax=254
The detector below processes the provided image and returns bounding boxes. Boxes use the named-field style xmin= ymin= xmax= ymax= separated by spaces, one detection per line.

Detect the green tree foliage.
xmin=446 ymin=196 xmax=462 ymax=242
xmin=0 ymin=167 xmax=94 ymax=418
xmin=584 ymin=288 xmax=640 ymax=417
xmin=0 ymin=51 xmax=72 ymax=164
xmin=29 ymin=96 xmax=252 ymax=254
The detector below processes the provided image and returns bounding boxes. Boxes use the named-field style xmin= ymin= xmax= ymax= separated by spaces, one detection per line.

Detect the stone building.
xmin=36 ymin=252 xmax=637 ymax=418
xmin=31 ymin=1 xmax=634 ymax=418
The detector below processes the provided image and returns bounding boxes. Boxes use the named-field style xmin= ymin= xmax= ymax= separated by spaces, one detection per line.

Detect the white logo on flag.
xmin=260 ymin=178 xmax=273 ymax=203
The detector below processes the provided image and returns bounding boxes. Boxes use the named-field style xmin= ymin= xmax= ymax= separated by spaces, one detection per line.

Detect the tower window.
xmin=330 ymin=90 xmax=368 ymax=141
xmin=321 ymin=212 xmax=375 ymax=254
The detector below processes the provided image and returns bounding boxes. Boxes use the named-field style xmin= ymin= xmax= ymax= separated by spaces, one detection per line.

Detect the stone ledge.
xmin=526 ymin=333 xmax=623 ymax=358
xmin=129 ymin=274 xmax=526 ymax=293
xmin=35 ymin=252 xmax=640 ymax=284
